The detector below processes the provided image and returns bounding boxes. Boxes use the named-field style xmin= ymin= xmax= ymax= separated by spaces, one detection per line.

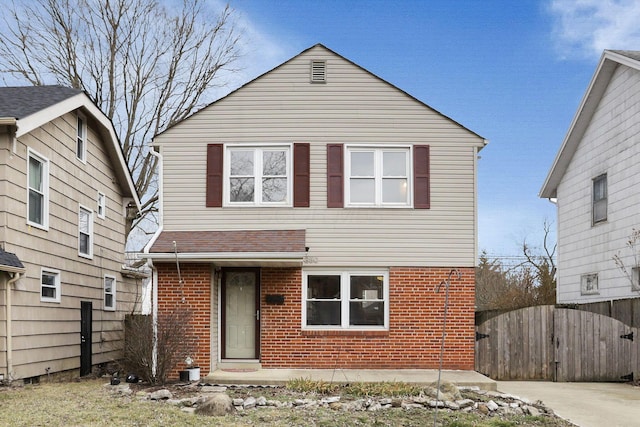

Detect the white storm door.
xmin=224 ymin=270 xmax=258 ymax=359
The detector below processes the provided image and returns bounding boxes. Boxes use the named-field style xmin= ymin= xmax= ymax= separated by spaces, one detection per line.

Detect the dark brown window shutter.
xmin=413 ymin=145 xmax=430 ymax=209
xmin=327 ymin=144 xmax=344 ymax=208
xmin=206 ymin=144 xmax=223 ymax=207
xmin=293 ymin=143 xmax=310 ymax=207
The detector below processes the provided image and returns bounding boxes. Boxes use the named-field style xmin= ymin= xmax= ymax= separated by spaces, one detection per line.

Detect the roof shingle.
xmin=0 ymin=85 xmax=82 ymax=119
xmin=0 ymin=249 xmax=24 ymax=271
xmin=149 ymin=230 xmax=306 ymax=254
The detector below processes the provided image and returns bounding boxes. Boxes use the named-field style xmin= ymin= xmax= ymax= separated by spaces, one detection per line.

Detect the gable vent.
xmin=311 ymin=61 xmax=326 ymax=83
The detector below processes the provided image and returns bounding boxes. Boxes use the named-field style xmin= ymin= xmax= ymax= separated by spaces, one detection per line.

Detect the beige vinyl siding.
xmin=556 ymin=64 xmax=640 ymax=303
xmin=0 ymin=113 xmax=138 ymax=379
xmin=156 ymin=45 xmax=484 ymax=267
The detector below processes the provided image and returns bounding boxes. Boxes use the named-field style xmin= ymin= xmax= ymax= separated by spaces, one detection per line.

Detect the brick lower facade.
xmin=155 ymin=264 xmax=475 ymax=378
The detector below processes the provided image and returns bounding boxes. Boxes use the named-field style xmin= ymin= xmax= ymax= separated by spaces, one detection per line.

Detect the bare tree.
xmin=476 ymin=220 xmax=557 ymax=311
xmin=0 ymin=0 xmax=242 ymax=245
xmin=613 ymin=228 xmax=640 ymax=291
xmin=520 ymin=219 xmax=557 ymax=305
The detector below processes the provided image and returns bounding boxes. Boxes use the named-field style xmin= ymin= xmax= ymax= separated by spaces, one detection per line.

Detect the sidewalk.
xmin=205 ymin=368 xmax=497 ymax=390
xmin=497 ymin=381 xmax=640 ymax=427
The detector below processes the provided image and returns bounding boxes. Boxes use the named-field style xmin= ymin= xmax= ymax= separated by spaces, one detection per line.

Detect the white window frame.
xmin=27 ymin=148 xmax=50 ymax=230
xmin=224 ymin=143 xmax=292 ymax=207
xmin=592 ymin=174 xmax=607 ymax=224
xmin=345 ymin=145 xmax=412 ymax=208
xmin=104 ymin=275 xmax=116 ymax=311
xmin=97 ymin=191 xmax=106 ymax=219
xmin=581 ymin=273 xmax=599 ymax=295
xmin=302 ymin=269 xmax=389 ymax=330
xmin=78 ymin=205 xmax=94 ymax=259
xmin=76 ymin=113 xmax=87 ymax=162
xmin=40 ymin=268 xmax=61 ymax=303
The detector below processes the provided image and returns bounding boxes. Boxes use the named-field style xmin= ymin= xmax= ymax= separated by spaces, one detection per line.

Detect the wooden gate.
xmin=475 ymin=305 xmax=640 ymax=381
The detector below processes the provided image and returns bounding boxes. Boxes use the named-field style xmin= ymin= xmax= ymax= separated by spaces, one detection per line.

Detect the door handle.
xmin=256 ymin=310 xmax=260 ymax=321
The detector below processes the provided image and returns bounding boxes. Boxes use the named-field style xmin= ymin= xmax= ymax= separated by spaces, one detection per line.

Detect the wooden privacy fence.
xmin=475 ymin=305 xmax=640 ymax=381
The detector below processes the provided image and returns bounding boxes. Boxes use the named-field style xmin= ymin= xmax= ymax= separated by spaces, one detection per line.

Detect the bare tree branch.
xmin=0 ymin=0 xmax=243 ymax=247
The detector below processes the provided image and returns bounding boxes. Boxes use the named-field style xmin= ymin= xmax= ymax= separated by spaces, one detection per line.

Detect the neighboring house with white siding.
xmin=541 ymin=50 xmax=640 ymax=304
xmin=0 ymin=86 xmax=141 ymax=382
xmin=143 ymin=44 xmax=486 ymax=378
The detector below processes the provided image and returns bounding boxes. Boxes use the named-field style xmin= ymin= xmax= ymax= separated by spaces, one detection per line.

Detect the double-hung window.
xmin=41 ymin=268 xmax=60 ymax=303
xmin=104 ymin=275 xmax=116 ymax=310
xmin=592 ymin=174 xmax=607 ymax=224
xmin=76 ymin=114 xmax=86 ymax=162
xmin=346 ymin=146 xmax=410 ymax=207
xmin=303 ymin=270 xmax=388 ymax=329
xmin=226 ymin=145 xmax=291 ymax=206
xmin=27 ymin=149 xmax=49 ymax=229
xmin=78 ymin=206 xmax=93 ymax=258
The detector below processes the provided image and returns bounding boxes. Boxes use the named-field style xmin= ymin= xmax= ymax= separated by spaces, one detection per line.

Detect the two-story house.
xmin=541 ymin=50 xmax=640 ymax=304
xmin=0 ymin=86 xmax=141 ymax=382
xmin=143 ymin=44 xmax=486 ymax=378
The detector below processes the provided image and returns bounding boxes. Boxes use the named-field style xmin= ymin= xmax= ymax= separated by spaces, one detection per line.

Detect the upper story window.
xmin=303 ymin=270 xmax=388 ymax=330
xmin=76 ymin=114 xmax=87 ymax=162
xmin=27 ymin=149 xmax=49 ymax=229
xmin=592 ymin=174 xmax=607 ymax=224
xmin=225 ymin=145 xmax=291 ymax=206
xmin=104 ymin=275 xmax=116 ymax=311
xmin=41 ymin=268 xmax=61 ymax=303
xmin=78 ymin=206 xmax=93 ymax=258
xmin=346 ymin=146 xmax=411 ymax=207
xmin=97 ymin=192 xmax=106 ymax=219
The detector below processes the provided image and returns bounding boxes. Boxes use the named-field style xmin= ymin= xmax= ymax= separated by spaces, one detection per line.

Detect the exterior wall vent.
xmin=311 ymin=61 xmax=326 ymax=83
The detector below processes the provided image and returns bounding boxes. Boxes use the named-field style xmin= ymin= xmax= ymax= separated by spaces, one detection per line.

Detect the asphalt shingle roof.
xmin=0 ymin=85 xmax=82 ymax=119
xmin=149 ymin=230 xmax=306 ymax=254
xmin=0 ymin=249 xmax=24 ymax=270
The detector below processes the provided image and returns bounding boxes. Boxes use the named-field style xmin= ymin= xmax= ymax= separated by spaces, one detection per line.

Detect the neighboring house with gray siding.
xmin=143 ymin=44 xmax=486 ymax=378
xmin=0 ymin=85 xmax=141 ymax=382
xmin=541 ymin=50 xmax=640 ymax=304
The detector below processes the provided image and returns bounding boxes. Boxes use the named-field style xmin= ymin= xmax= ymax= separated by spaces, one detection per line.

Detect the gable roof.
xmin=0 ymin=85 xmax=140 ymax=209
xmin=155 ymin=43 xmax=487 ymax=145
xmin=0 ymin=85 xmax=82 ymax=119
xmin=540 ymin=50 xmax=640 ymax=199
xmin=0 ymin=248 xmax=25 ymax=274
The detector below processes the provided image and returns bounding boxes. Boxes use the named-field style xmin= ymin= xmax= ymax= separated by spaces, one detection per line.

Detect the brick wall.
xmin=260 ymin=267 xmax=475 ymax=370
xmin=156 ymin=263 xmax=211 ymax=378
xmin=155 ymin=264 xmax=475 ymax=378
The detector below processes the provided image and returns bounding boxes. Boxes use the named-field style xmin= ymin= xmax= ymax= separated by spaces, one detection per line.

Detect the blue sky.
xmin=216 ymin=0 xmax=640 ymax=259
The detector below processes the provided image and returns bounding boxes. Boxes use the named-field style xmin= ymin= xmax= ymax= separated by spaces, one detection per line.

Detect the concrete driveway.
xmin=497 ymin=381 xmax=640 ymax=427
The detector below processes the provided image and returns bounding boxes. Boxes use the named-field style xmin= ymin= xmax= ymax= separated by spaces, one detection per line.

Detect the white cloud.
xmin=549 ymin=0 xmax=640 ymax=59
xmin=210 ymin=1 xmax=296 ymax=96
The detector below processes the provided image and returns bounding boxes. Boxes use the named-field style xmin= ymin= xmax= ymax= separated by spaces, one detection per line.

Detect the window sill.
xmin=301 ymin=329 xmax=388 ymax=337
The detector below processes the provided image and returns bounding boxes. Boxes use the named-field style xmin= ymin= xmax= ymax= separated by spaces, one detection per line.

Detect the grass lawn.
xmin=0 ymin=378 xmax=575 ymax=426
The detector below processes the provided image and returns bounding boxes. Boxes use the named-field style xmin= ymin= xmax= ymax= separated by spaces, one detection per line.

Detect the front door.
xmin=222 ymin=269 xmax=259 ymax=359
xmin=80 ymin=301 xmax=92 ymax=376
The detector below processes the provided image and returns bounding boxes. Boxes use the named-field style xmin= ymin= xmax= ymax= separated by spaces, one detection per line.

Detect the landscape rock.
xmin=243 ymin=396 xmax=257 ymax=409
xmin=486 ymin=400 xmax=499 ymax=411
xmin=195 ymin=393 xmax=234 ymax=416
xmin=148 ymin=389 xmax=172 ymax=400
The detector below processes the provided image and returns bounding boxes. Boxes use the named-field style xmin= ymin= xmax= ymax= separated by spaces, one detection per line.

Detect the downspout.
xmin=6 ymin=271 xmax=23 ymax=380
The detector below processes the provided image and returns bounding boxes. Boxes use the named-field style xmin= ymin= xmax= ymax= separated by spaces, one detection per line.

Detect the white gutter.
xmin=6 ymin=271 xmax=24 ymax=381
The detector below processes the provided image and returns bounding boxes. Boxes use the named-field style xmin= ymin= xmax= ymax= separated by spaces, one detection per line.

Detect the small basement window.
xmin=311 ymin=61 xmax=326 ymax=83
